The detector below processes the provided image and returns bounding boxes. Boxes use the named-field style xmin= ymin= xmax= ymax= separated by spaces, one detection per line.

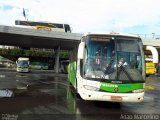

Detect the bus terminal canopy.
xmin=0 ymin=25 xmax=82 ymax=50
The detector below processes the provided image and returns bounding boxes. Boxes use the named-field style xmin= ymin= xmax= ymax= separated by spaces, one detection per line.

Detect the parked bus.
xmin=145 ymin=56 xmax=156 ymax=76
xmin=15 ymin=20 xmax=71 ymax=32
xmin=16 ymin=57 xmax=30 ymax=72
xmin=145 ymin=46 xmax=159 ymax=76
xmin=68 ymin=32 xmax=146 ymax=102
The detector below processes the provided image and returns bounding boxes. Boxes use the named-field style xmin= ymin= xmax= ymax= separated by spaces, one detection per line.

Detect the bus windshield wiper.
xmin=104 ymin=52 xmax=115 ymax=75
xmin=117 ymin=65 xmax=133 ymax=82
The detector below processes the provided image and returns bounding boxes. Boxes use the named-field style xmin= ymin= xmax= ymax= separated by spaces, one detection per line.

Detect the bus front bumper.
xmin=17 ymin=68 xmax=29 ymax=72
xmin=79 ymin=88 xmax=144 ymax=103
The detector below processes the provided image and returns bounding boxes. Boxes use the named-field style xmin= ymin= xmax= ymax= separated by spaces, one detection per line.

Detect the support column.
xmin=55 ymin=46 xmax=60 ymax=73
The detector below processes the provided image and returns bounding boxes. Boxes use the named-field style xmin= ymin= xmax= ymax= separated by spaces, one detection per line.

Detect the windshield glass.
xmin=84 ymin=36 xmax=144 ymax=82
xmin=17 ymin=60 xmax=29 ymax=67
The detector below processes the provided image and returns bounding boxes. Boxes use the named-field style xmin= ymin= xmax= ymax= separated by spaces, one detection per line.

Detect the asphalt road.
xmin=0 ymin=69 xmax=160 ymax=120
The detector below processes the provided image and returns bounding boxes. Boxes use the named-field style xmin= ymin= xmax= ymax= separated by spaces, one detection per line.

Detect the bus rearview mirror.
xmin=78 ymin=42 xmax=85 ymax=59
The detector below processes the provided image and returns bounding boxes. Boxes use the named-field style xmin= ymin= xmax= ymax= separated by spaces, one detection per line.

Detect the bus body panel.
xmin=76 ymin=76 xmax=145 ymax=102
xmin=146 ymin=62 xmax=156 ymax=75
xmin=100 ymin=82 xmax=144 ymax=93
xmin=15 ymin=20 xmax=71 ymax=32
xmin=79 ymin=87 xmax=144 ymax=102
xmin=68 ymin=61 xmax=77 ymax=88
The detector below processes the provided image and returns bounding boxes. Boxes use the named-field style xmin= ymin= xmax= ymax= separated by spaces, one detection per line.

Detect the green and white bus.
xmin=16 ymin=57 xmax=30 ymax=72
xmin=68 ymin=32 xmax=145 ymax=102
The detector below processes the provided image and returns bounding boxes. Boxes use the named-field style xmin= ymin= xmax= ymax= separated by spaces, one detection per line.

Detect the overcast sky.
xmin=0 ymin=0 xmax=160 ymax=34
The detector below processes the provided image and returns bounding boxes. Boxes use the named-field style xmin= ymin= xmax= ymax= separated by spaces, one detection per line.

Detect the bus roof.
xmin=85 ymin=32 xmax=140 ymax=38
xmin=18 ymin=57 xmax=29 ymax=61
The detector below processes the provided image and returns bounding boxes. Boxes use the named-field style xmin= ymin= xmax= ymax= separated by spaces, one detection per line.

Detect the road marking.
xmin=145 ymin=85 xmax=155 ymax=90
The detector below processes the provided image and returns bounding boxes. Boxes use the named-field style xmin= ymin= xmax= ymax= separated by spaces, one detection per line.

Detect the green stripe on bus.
xmin=100 ymin=82 xmax=144 ymax=93
xmin=68 ymin=62 xmax=76 ymax=87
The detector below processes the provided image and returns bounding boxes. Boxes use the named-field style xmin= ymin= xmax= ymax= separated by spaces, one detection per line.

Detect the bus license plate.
xmin=111 ymin=96 xmax=122 ymax=101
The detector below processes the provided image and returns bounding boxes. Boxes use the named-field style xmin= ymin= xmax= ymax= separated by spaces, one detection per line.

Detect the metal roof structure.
xmin=142 ymin=38 xmax=160 ymax=47
xmin=0 ymin=25 xmax=82 ymax=50
xmin=0 ymin=25 xmax=160 ymax=49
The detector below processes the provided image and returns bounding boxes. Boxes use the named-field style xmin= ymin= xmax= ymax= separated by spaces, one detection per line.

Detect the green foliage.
xmin=59 ymin=51 xmax=69 ymax=58
xmin=0 ymin=48 xmax=10 ymax=55
xmin=0 ymin=48 xmax=69 ymax=58
xmin=10 ymin=48 xmax=24 ymax=56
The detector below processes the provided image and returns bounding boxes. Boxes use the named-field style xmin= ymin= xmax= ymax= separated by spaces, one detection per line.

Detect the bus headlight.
xmin=83 ymin=85 xmax=99 ymax=91
xmin=132 ymin=89 xmax=145 ymax=93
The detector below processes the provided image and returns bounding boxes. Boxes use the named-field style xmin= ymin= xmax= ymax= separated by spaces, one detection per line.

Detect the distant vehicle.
xmin=145 ymin=57 xmax=156 ymax=76
xmin=29 ymin=62 xmax=48 ymax=70
xmin=16 ymin=57 xmax=30 ymax=72
xmin=145 ymin=46 xmax=159 ymax=76
xmin=15 ymin=20 xmax=71 ymax=32
xmin=41 ymin=63 xmax=49 ymax=70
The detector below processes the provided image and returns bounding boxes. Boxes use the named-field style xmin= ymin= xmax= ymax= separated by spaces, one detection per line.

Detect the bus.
xmin=145 ymin=46 xmax=159 ymax=76
xmin=15 ymin=20 xmax=71 ymax=32
xmin=16 ymin=57 xmax=30 ymax=72
xmin=145 ymin=56 xmax=156 ymax=76
xmin=68 ymin=32 xmax=146 ymax=102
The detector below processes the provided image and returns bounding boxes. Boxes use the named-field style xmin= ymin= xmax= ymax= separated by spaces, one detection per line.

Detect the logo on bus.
xmin=101 ymin=83 xmax=118 ymax=88
xmin=114 ymin=87 xmax=119 ymax=92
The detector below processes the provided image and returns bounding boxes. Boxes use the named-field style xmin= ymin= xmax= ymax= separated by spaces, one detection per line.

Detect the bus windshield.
xmin=84 ymin=36 xmax=145 ymax=82
xmin=17 ymin=60 xmax=29 ymax=68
